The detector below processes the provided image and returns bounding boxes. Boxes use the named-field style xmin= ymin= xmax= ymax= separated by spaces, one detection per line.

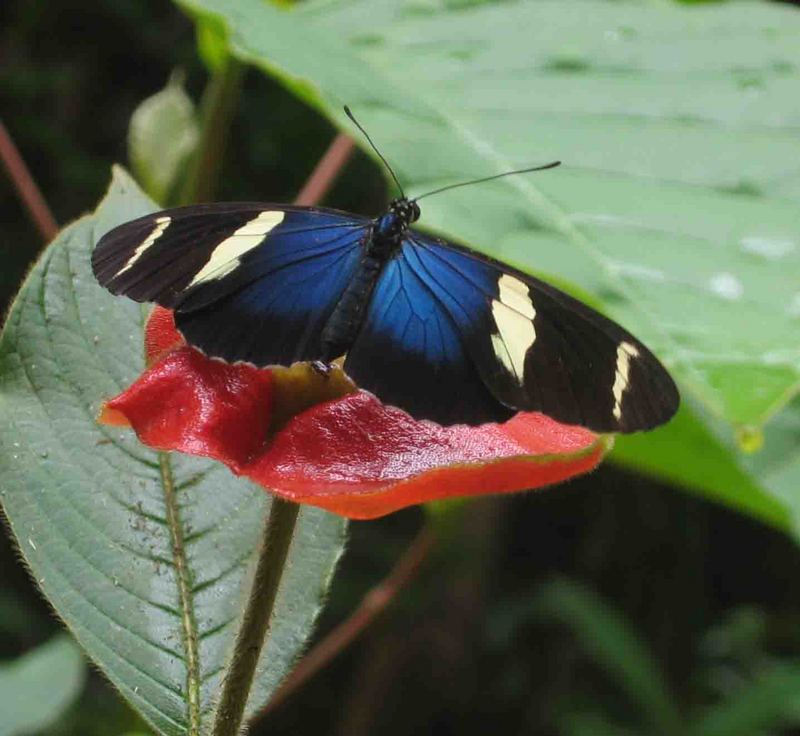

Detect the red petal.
xmin=245 ymin=392 xmax=607 ymax=519
xmin=101 ymin=308 xmax=607 ymax=519
xmin=144 ymin=305 xmax=184 ymax=365
xmin=103 ymin=347 xmax=274 ymax=467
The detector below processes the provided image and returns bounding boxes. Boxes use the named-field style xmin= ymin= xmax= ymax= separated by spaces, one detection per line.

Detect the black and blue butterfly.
xmin=93 ymin=109 xmax=679 ymax=432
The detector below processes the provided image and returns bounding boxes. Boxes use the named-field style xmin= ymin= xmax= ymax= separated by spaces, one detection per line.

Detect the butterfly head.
xmin=373 ymin=199 xmax=420 ymax=248
xmin=389 ymin=198 xmax=420 ymax=226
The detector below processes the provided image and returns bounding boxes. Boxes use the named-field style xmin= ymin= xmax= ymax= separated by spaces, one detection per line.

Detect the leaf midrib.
xmin=159 ymin=452 xmax=202 ymax=735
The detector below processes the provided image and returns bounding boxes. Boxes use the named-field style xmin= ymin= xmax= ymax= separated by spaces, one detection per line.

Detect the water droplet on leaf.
xmin=740 ymin=235 xmax=795 ymax=260
xmin=709 ymin=272 xmax=743 ymax=301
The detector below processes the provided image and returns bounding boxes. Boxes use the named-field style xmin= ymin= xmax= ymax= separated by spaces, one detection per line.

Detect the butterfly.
xmin=92 ymin=109 xmax=679 ymax=433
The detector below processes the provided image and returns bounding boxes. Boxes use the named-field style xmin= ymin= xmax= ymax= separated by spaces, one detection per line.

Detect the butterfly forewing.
xmin=93 ymin=203 xmax=370 ymax=365
xmin=95 ymin=203 xmax=276 ymax=306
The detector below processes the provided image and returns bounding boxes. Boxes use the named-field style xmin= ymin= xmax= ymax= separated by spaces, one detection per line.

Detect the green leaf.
xmin=618 ymin=394 xmax=800 ymax=536
xmin=689 ymin=662 xmax=800 ymax=736
xmin=612 ymin=400 xmax=789 ymax=531
xmin=0 ymin=634 xmax=86 ymax=736
xmin=535 ymin=579 xmax=684 ymax=736
xmin=0 ymin=168 xmax=347 ymax=736
xmin=559 ymin=711 xmax=645 ymax=736
xmin=739 ymin=397 xmax=800 ymax=534
xmin=194 ymin=15 xmax=229 ymax=72
xmin=175 ymin=0 xmax=800 ymax=428
xmin=128 ymin=74 xmax=200 ymax=205
xmin=174 ymin=0 xmax=800 ymax=531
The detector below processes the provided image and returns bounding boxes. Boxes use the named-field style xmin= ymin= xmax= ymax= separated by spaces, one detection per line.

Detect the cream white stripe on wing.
xmin=116 ymin=216 xmax=171 ymax=276
xmin=188 ymin=210 xmax=285 ymax=287
xmin=498 ymin=273 xmax=535 ymax=319
xmin=612 ymin=341 xmax=640 ymax=421
xmin=491 ymin=274 xmax=536 ymax=384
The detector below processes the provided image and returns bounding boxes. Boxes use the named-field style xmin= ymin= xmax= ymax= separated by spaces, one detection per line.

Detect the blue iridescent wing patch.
xmin=344 ymin=249 xmax=512 ymax=425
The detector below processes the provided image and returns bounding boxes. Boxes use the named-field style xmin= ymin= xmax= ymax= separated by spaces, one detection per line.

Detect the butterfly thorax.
xmin=369 ymin=198 xmax=420 ymax=254
xmin=319 ymin=198 xmax=421 ymax=362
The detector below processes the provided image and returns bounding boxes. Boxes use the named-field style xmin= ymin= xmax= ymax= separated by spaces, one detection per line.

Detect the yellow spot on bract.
xmin=116 ymin=216 xmax=171 ymax=276
xmin=491 ymin=275 xmax=536 ymax=383
xmin=188 ymin=210 xmax=285 ymax=287
xmin=269 ymin=362 xmax=356 ymax=434
xmin=612 ymin=341 xmax=640 ymax=421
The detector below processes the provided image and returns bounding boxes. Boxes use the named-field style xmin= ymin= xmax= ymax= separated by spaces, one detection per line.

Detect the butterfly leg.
xmin=311 ymin=360 xmax=332 ymax=377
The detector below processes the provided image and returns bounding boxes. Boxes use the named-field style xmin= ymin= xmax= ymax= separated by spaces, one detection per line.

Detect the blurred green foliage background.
xmin=3 ymin=1 xmax=800 ymax=735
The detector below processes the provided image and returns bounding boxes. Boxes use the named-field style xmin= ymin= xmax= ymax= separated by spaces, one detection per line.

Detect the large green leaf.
xmin=0 ymin=168 xmax=347 ymax=736
xmin=177 ymin=0 xmax=800 ymax=428
xmin=176 ymin=0 xmax=800 ymax=530
xmin=0 ymin=635 xmax=86 ymax=736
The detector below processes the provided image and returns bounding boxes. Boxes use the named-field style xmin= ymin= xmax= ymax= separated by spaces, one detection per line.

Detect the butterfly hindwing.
xmin=403 ymin=234 xmax=679 ymax=432
xmin=344 ymin=249 xmax=514 ymax=426
xmin=93 ymin=203 xmax=370 ymax=365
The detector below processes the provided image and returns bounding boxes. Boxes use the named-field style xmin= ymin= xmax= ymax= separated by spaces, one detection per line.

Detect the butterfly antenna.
xmin=413 ymin=161 xmax=561 ymax=202
xmin=344 ymin=105 xmax=405 ymax=198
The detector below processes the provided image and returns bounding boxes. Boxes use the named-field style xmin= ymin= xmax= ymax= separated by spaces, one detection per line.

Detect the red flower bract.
xmin=99 ymin=307 xmax=609 ymax=519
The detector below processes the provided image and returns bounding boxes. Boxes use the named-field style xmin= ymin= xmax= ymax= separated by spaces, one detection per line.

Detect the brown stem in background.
xmin=294 ymin=134 xmax=355 ymax=206
xmin=0 ymin=119 xmax=58 ymax=242
xmin=293 ymin=135 xmax=354 ymax=209
xmin=255 ymin=525 xmax=436 ymax=720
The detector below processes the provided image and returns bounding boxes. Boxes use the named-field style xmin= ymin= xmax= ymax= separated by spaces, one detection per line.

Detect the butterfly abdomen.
xmin=319 ymin=212 xmax=411 ymax=362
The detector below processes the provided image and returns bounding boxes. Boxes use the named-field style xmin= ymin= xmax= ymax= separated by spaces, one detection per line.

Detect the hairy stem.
xmin=211 ymin=497 xmax=300 ymax=736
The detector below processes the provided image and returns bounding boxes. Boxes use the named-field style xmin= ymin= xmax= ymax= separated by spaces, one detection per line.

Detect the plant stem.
xmin=208 ymin=125 xmax=355 ymax=736
xmin=0 ymin=118 xmax=58 ymax=241
xmin=294 ymin=134 xmax=355 ymax=206
xmin=211 ymin=497 xmax=300 ymax=736
xmin=178 ymin=56 xmax=244 ymax=205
